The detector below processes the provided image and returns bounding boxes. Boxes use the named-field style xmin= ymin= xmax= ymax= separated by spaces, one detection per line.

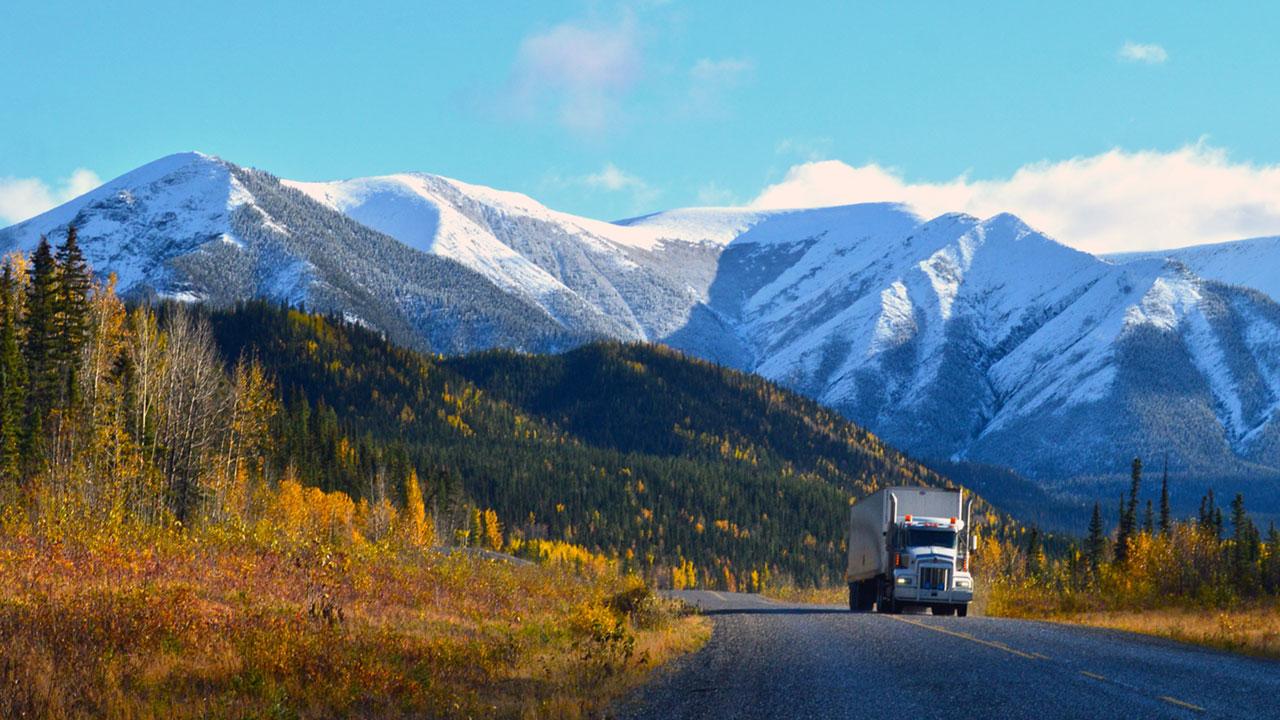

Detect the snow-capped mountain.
xmin=0 ymin=153 xmax=593 ymax=353
xmin=6 ymin=152 xmax=1280 ymax=489
xmin=1111 ymin=236 xmax=1280 ymax=303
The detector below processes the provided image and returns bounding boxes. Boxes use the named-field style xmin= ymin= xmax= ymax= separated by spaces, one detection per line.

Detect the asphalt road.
xmin=612 ymin=591 xmax=1280 ymax=719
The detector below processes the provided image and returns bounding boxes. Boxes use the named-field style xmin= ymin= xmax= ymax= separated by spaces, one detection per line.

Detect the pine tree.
xmin=1113 ymin=458 xmax=1143 ymax=565
xmin=1114 ymin=493 xmax=1127 ymax=563
xmin=1085 ymin=501 xmax=1106 ymax=573
xmin=1025 ymin=527 xmax=1043 ymax=578
xmin=1143 ymin=499 xmax=1155 ymax=535
xmin=53 ymin=225 xmax=92 ymax=408
xmin=1126 ymin=457 xmax=1143 ymax=527
xmin=1158 ymin=455 xmax=1171 ymax=536
xmin=1264 ymin=523 xmax=1280 ymax=593
xmin=1230 ymin=493 xmax=1261 ymax=591
xmin=0 ymin=263 xmax=27 ymax=485
xmin=21 ymin=237 xmax=59 ymax=469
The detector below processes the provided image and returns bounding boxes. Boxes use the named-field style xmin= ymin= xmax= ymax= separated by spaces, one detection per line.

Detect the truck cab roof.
xmin=900 ymin=515 xmax=965 ymax=531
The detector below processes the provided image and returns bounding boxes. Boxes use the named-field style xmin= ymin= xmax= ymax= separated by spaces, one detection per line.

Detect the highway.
xmin=613 ymin=591 xmax=1280 ymax=719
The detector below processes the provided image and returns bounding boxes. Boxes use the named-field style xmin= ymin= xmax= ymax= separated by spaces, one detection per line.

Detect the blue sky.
xmin=4 ymin=1 xmax=1280 ymax=251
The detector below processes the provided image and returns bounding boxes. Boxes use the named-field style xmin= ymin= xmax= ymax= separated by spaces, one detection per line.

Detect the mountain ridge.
xmin=5 ymin=151 xmax=1280 ymax=501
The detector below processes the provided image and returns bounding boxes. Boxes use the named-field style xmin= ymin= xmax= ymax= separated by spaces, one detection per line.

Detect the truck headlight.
xmin=895 ymin=575 xmax=915 ymax=586
xmin=954 ymin=578 xmax=971 ymax=589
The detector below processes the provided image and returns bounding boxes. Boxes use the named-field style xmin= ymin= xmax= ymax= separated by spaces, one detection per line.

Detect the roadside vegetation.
xmin=983 ymin=459 xmax=1280 ymax=658
xmin=0 ymin=513 xmax=707 ymax=718
xmin=0 ymin=233 xmax=705 ymax=718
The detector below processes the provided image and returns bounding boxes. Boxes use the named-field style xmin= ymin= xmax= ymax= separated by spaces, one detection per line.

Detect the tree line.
xmin=0 ymin=229 xmax=444 ymax=554
xmin=0 ymin=230 xmax=281 ymax=527
xmin=985 ymin=456 xmax=1280 ymax=610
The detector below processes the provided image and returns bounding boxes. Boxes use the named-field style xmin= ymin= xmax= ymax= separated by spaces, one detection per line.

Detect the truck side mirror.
xmin=969 ymin=534 xmax=978 ymax=553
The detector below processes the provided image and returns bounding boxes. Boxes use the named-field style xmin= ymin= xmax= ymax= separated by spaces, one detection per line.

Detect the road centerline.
xmin=888 ymin=614 xmax=1211 ymax=715
xmin=1159 ymin=696 xmax=1205 ymax=713
xmin=887 ymin=615 xmax=1042 ymax=660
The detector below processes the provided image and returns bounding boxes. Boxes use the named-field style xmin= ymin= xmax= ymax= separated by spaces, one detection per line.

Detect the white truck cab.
xmin=846 ymin=487 xmax=975 ymax=616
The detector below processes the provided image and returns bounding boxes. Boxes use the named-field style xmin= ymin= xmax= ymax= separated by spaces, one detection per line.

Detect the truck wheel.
xmin=956 ymin=604 xmax=969 ymax=618
xmin=859 ymin=580 xmax=876 ymax=612
xmin=848 ymin=582 xmax=859 ymax=612
xmin=875 ymin=580 xmax=892 ymax=614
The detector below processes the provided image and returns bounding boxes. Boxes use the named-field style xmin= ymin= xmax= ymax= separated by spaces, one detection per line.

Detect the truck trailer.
xmin=846 ymin=486 xmax=975 ymax=615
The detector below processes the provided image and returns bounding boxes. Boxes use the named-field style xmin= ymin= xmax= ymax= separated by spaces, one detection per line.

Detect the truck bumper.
xmin=893 ymin=587 xmax=972 ymax=604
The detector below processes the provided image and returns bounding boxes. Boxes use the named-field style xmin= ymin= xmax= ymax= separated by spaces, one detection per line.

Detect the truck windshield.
xmin=905 ymin=528 xmax=957 ymax=548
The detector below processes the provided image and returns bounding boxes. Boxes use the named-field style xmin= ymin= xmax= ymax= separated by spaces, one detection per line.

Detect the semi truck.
xmin=846 ymin=486 xmax=975 ymax=616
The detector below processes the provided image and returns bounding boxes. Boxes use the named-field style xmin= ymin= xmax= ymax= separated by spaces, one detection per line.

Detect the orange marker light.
xmin=905 ymin=514 xmax=913 ymax=522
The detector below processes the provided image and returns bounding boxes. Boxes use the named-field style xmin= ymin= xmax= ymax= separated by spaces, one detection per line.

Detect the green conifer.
xmin=0 ymin=263 xmax=27 ymax=484
xmin=1158 ymin=455 xmax=1171 ymax=535
xmin=53 ymin=225 xmax=92 ymax=407
xmin=21 ymin=237 xmax=59 ymax=468
xmin=1085 ymin=502 xmax=1106 ymax=573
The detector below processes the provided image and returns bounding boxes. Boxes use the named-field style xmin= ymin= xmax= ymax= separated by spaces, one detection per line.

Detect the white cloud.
xmin=1119 ymin=41 xmax=1168 ymax=65
xmin=748 ymin=144 xmax=1280 ymax=254
xmin=0 ymin=168 xmax=101 ymax=226
xmin=552 ymin=162 xmax=660 ymax=213
xmin=505 ymin=16 xmax=642 ymax=134
xmin=584 ymin=162 xmax=646 ymax=192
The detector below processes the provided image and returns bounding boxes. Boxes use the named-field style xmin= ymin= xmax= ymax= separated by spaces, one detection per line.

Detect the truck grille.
xmin=920 ymin=566 xmax=950 ymax=591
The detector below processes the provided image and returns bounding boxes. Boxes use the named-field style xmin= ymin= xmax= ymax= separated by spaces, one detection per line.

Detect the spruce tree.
xmin=1085 ymin=501 xmax=1106 ymax=573
xmin=1126 ymin=457 xmax=1143 ymax=529
xmin=1025 ymin=527 xmax=1042 ymax=578
xmin=1143 ymin=499 xmax=1155 ymax=535
xmin=1199 ymin=489 xmax=1221 ymax=539
xmin=1114 ymin=458 xmax=1142 ymax=565
xmin=0 ymin=263 xmax=27 ymax=484
xmin=21 ymin=237 xmax=59 ymax=468
xmin=1114 ymin=492 xmax=1130 ymax=564
xmin=1158 ymin=455 xmax=1171 ymax=535
xmin=53 ymin=225 xmax=91 ymax=408
xmin=1265 ymin=523 xmax=1280 ymax=593
xmin=1230 ymin=493 xmax=1261 ymax=591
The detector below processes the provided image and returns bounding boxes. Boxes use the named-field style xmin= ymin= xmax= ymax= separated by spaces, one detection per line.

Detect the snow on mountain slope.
xmin=284 ymin=172 xmax=745 ymax=344
xmin=685 ymin=204 xmax=1280 ymax=479
xmin=0 ymin=154 xmax=588 ymax=353
xmin=1111 ymin=235 xmax=1280 ymax=303
xmin=288 ymin=174 xmax=566 ymax=295
xmin=7 ymin=152 xmax=1280 ymax=487
xmin=0 ymin=152 xmax=255 ymax=297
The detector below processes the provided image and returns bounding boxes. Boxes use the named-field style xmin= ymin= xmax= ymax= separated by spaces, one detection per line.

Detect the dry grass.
xmin=760 ymin=584 xmax=845 ymax=605
xmin=987 ymin=581 xmax=1280 ymax=660
xmin=1036 ymin=606 xmax=1280 ymax=660
xmin=0 ymin=521 xmax=708 ymax=719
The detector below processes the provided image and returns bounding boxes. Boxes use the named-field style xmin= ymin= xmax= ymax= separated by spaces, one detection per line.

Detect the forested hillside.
xmin=210 ymin=304 xmax=1004 ymax=589
xmin=0 ymin=233 xmax=706 ymax=718
xmin=0 ymin=224 xmax=1006 ymax=591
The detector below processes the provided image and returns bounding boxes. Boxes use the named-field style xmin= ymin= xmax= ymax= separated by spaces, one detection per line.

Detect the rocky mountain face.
xmin=6 ymin=152 xmax=1280 ymax=492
